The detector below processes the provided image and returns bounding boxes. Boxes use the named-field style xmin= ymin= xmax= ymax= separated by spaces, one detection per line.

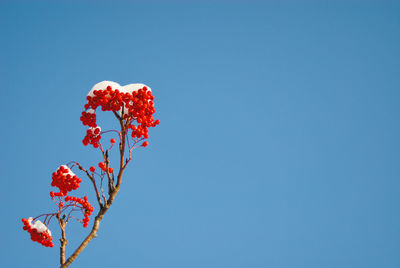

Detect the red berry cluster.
xmin=49 ymin=165 xmax=94 ymax=227
xmin=80 ymin=84 xmax=159 ymax=147
xmin=82 ymin=127 xmax=101 ymax=148
xmin=22 ymin=218 xmax=54 ymax=247
xmin=80 ymin=110 xmax=96 ymax=127
xmin=51 ymin=165 xmax=82 ymax=195
xmin=65 ymin=196 xmax=94 ymax=227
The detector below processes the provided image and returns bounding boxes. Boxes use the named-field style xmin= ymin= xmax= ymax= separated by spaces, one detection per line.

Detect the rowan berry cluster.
xmin=22 ymin=218 xmax=54 ymax=247
xmin=48 ymin=164 xmax=94 ymax=228
xmin=80 ymin=82 xmax=160 ymax=148
xmin=82 ymin=127 xmax=102 ymax=147
xmin=51 ymin=165 xmax=82 ymax=196
xmin=65 ymin=196 xmax=94 ymax=228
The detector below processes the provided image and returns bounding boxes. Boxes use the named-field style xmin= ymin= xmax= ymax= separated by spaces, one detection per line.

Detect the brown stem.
xmin=60 ymin=118 xmax=127 ymax=268
xmin=58 ymin=216 xmax=68 ymax=266
xmin=61 ymin=206 xmax=105 ymax=267
xmin=103 ymin=151 xmax=114 ymax=195
xmin=60 ymin=179 xmax=124 ymax=267
xmin=116 ymin=119 xmax=127 ymax=189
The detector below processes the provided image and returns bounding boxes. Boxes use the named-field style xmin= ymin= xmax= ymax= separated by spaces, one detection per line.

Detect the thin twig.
xmin=76 ymin=163 xmax=103 ymax=208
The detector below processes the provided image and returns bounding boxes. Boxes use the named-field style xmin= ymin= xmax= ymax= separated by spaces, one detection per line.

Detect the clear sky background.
xmin=0 ymin=1 xmax=399 ymax=267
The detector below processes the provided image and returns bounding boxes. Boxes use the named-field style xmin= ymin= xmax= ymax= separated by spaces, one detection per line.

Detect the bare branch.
xmin=58 ymin=215 xmax=68 ymax=266
xmin=76 ymin=164 xmax=103 ymax=208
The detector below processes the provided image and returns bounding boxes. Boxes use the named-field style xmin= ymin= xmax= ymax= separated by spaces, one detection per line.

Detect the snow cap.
xmin=27 ymin=218 xmax=52 ymax=236
xmin=87 ymin=81 xmax=151 ymax=115
xmin=59 ymin=165 xmax=77 ymax=178
xmin=88 ymin=81 xmax=151 ymax=97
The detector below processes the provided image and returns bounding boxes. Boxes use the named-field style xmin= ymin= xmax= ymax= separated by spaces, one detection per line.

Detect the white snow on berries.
xmin=120 ymin=83 xmax=151 ymax=94
xmin=27 ymin=218 xmax=52 ymax=236
xmin=87 ymin=81 xmax=152 ymax=116
xmin=89 ymin=126 xmax=101 ymax=137
xmin=59 ymin=165 xmax=77 ymax=178
xmin=87 ymin=81 xmax=121 ymax=97
xmin=87 ymin=81 xmax=152 ymax=97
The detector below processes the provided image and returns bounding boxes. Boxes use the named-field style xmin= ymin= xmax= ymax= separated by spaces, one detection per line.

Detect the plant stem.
xmin=59 ymin=217 xmax=67 ymax=266
xmin=60 ymin=117 xmax=127 ymax=268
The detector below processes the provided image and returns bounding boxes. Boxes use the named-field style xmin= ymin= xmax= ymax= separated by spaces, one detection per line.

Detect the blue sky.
xmin=0 ymin=1 xmax=399 ymax=267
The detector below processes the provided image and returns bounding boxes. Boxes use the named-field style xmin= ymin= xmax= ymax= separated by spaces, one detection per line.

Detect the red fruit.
xmin=141 ymin=141 xmax=148 ymax=147
xmin=89 ymin=166 xmax=95 ymax=172
xmin=81 ymin=84 xmax=159 ymax=149
xmin=51 ymin=165 xmax=82 ymax=195
xmin=22 ymin=218 xmax=54 ymax=247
